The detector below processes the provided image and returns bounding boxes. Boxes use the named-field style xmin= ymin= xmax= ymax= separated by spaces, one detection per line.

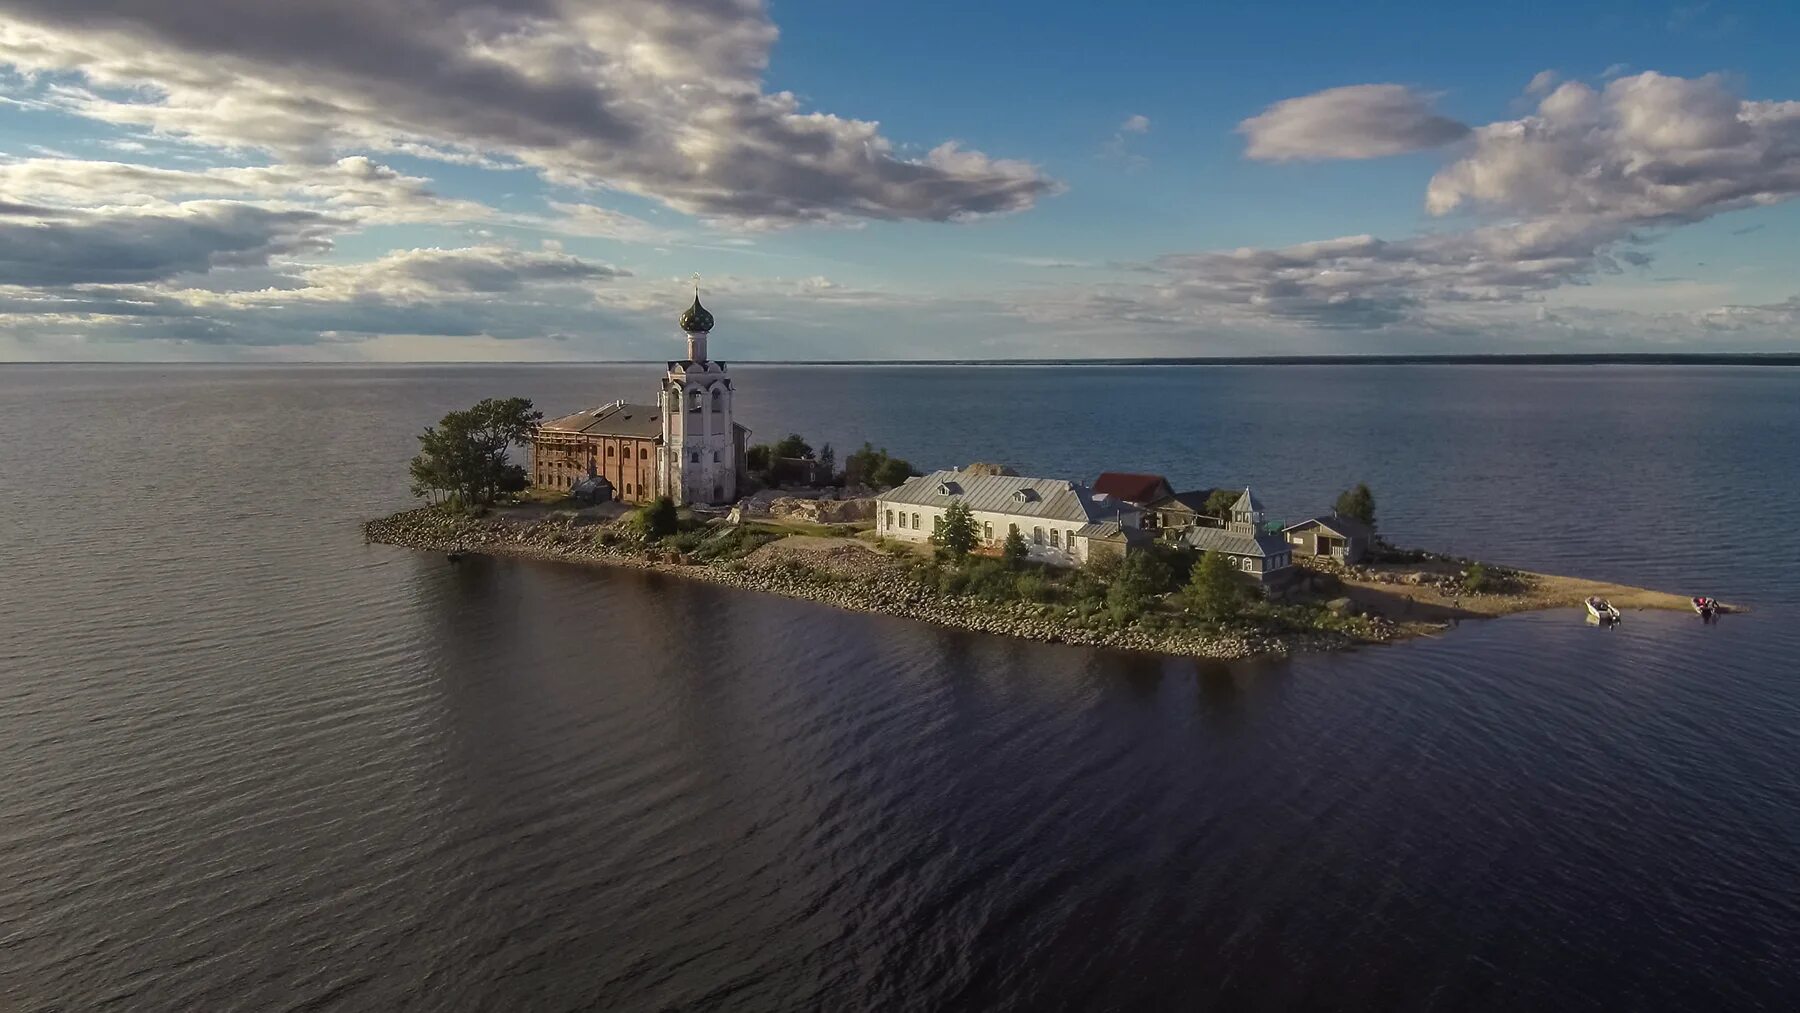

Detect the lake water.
xmin=2 ymin=363 xmax=1797 ymax=1011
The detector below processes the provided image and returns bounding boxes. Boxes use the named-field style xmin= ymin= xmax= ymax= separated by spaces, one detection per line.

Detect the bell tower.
xmin=658 ymin=279 xmax=738 ymax=506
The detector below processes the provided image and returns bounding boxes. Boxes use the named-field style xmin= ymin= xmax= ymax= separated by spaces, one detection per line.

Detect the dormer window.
xmin=1012 ymin=488 xmax=1038 ymax=503
xmin=937 ymin=480 xmax=961 ymax=496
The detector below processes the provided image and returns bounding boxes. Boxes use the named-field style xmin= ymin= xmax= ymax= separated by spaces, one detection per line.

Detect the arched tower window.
xmin=711 ymin=388 xmax=724 ymax=412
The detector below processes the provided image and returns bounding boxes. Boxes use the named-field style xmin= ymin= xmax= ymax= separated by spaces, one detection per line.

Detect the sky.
xmin=1 ymin=0 xmax=1797 ymax=361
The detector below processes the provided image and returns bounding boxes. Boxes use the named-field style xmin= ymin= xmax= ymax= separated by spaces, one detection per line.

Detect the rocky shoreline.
xmin=363 ymin=508 xmax=1362 ymax=661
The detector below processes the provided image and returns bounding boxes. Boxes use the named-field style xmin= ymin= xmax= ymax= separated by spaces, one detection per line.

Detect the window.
xmin=1049 ymin=529 xmax=1060 ymax=548
xmin=1067 ymin=529 xmax=1075 ymax=547
xmin=713 ymin=451 xmax=720 ymax=463
xmin=1033 ymin=527 xmax=1044 ymax=545
xmin=934 ymin=515 xmax=944 ymax=533
xmin=712 ymin=389 xmax=723 ymax=411
xmin=912 ymin=513 xmax=921 ymax=530
xmin=983 ymin=522 xmax=993 ymax=542
xmin=690 ymin=390 xmax=703 ymax=411
xmin=607 ymin=445 xmax=616 ymax=457
xmin=690 ymin=450 xmax=700 ymax=464
xmin=639 ymin=448 xmax=648 ymax=459
xmin=885 ymin=509 xmax=895 ymax=529
xmin=1008 ymin=523 xmax=1019 ymax=538
xmin=1241 ymin=558 xmax=1255 ymax=571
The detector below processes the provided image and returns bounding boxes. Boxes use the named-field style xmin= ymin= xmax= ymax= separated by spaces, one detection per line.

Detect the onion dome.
xmin=679 ymin=295 xmax=714 ymax=333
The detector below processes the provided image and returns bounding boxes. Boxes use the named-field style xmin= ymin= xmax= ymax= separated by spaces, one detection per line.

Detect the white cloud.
xmin=1239 ymin=84 xmax=1470 ymax=161
xmin=1526 ymin=70 xmax=1560 ymax=96
xmin=0 ymin=0 xmax=1055 ymax=226
xmin=1120 ymin=114 xmax=1151 ymax=134
xmin=1426 ymin=72 xmax=1800 ymax=223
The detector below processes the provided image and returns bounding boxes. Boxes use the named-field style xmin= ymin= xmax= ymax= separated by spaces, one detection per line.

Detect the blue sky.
xmin=1 ymin=0 xmax=1796 ymax=360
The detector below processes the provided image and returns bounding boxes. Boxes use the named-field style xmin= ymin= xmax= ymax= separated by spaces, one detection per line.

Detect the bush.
xmin=1014 ymin=572 xmax=1049 ymax=603
xmin=628 ymin=496 xmax=679 ymax=540
xmin=1183 ymin=550 xmax=1245 ymax=622
xmin=1001 ymin=528 xmax=1030 ymax=568
xmin=1105 ymin=551 xmax=1170 ymax=623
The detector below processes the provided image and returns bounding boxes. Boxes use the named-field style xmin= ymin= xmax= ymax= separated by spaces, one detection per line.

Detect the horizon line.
xmin=8 ymin=352 xmax=1800 ymax=367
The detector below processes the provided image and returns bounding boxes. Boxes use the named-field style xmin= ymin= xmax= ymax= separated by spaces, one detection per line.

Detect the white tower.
xmin=658 ymin=284 xmax=738 ymax=505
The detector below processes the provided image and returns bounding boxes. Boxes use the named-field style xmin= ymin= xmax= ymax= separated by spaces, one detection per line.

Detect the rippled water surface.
xmin=3 ymin=364 xmax=1798 ymax=1010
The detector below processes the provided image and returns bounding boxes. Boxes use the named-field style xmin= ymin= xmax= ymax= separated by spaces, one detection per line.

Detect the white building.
xmin=876 ymin=469 xmax=1143 ymax=566
xmin=656 ymin=293 xmax=750 ymax=506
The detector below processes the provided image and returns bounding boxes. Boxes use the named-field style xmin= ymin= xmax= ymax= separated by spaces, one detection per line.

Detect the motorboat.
xmin=1692 ymin=596 xmax=1718 ymax=619
xmin=1585 ymin=597 xmax=1621 ymax=622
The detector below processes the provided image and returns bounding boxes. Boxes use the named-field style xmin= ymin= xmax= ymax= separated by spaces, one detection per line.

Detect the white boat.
xmin=1586 ymin=597 xmax=1621 ymax=622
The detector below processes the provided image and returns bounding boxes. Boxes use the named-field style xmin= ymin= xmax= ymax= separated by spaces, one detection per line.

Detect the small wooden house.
xmin=1282 ymin=513 xmax=1373 ymax=563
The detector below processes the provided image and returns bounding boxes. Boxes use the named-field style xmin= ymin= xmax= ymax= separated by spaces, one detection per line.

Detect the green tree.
xmin=1334 ymin=483 xmax=1377 ymax=530
xmin=409 ymin=396 xmax=542 ymax=509
xmin=746 ymin=443 xmax=772 ymax=473
xmin=933 ymin=500 xmax=978 ymax=558
xmin=1203 ymin=488 xmax=1240 ymax=522
xmin=1106 ymin=550 xmax=1172 ymax=623
xmin=1001 ymin=527 xmax=1030 ymax=567
xmin=773 ymin=433 xmax=813 ymax=459
xmin=1183 ymin=551 xmax=1245 ymax=622
xmin=872 ymin=456 xmax=916 ymax=490
xmin=817 ymin=443 xmax=837 ymax=483
xmin=628 ymin=496 xmax=680 ymax=540
xmin=843 ymin=442 xmax=885 ymax=487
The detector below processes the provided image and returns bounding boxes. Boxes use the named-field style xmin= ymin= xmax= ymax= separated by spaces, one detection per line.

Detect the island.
xmin=366 ymin=294 xmax=1734 ymax=662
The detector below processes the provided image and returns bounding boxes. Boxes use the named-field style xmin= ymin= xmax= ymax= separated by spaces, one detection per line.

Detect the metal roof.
xmin=1283 ymin=513 xmax=1373 ymax=540
xmin=879 ymin=469 xmax=1135 ymax=526
xmin=1182 ymin=524 xmax=1289 ymax=558
xmin=541 ymin=401 xmax=663 ymax=438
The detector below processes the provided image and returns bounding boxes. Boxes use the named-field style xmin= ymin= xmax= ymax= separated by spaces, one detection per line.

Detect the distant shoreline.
xmin=11 ymin=353 xmax=1800 ymax=368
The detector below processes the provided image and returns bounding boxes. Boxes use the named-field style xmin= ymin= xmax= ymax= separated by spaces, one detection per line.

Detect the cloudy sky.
xmin=2 ymin=0 xmax=1797 ymax=361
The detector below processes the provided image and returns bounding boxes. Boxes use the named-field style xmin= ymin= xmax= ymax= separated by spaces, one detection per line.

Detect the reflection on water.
xmin=1 ymin=365 xmax=1797 ymax=1010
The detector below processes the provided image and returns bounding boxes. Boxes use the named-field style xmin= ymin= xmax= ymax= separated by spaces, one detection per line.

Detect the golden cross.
xmin=691 ymin=272 xmax=701 ymax=298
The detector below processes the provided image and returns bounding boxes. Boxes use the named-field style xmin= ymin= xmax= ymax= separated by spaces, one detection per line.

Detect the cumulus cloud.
xmin=1425 ymin=72 xmax=1800 ymax=222
xmin=1031 ymin=71 xmax=1800 ymax=341
xmin=0 ymin=201 xmax=338 ymax=286
xmin=0 ymin=0 xmax=1054 ymax=226
xmin=1239 ymin=84 xmax=1470 ymax=161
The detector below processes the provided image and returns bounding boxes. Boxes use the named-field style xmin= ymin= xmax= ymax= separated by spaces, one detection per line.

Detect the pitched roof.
xmin=1182 ymin=524 xmax=1289 ymax=558
xmin=541 ymin=402 xmax=663 ymax=438
xmin=879 ymin=469 xmax=1136 ymax=526
xmin=1284 ymin=513 xmax=1373 ymax=540
xmin=1092 ymin=472 xmax=1173 ymax=504
xmin=1146 ymin=488 xmax=1217 ymax=513
xmin=1231 ymin=487 xmax=1264 ymax=514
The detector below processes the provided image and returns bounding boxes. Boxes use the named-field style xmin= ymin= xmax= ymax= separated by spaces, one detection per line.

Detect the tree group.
xmin=409 ymin=397 xmax=542 ymax=509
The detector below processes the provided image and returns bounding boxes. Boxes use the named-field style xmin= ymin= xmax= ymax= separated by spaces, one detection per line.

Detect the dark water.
xmin=2 ymin=364 xmax=1797 ymax=1011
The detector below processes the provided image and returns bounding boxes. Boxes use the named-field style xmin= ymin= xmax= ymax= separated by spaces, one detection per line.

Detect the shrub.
xmin=1014 ymin=572 xmax=1049 ymax=603
xmin=628 ymin=496 xmax=679 ymax=540
xmin=1461 ymin=561 xmax=1490 ymax=593
xmin=1001 ymin=528 xmax=1030 ymax=568
xmin=1183 ymin=550 xmax=1244 ymax=622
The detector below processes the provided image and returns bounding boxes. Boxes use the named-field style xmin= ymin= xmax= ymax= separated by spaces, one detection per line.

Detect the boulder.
xmin=769 ymin=496 xmax=876 ymax=524
xmin=963 ymin=461 xmax=1018 ymax=477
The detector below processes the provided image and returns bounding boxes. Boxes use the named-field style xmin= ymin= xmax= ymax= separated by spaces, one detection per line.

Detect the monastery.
xmin=531 ymin=292 xmax=750 ymax=506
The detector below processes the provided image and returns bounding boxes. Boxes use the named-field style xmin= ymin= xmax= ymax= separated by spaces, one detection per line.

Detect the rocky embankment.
xmin=364 ymin=508 xmax=1354 ymax=661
